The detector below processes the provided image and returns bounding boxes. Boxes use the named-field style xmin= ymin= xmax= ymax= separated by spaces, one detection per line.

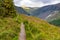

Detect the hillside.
xmin=15 ymin=3 xmax=60 ymax=19
xmin=45 ymin=11 xmax=60 ymax=26
xmin=0 ymin=14 xmax=60 ymax=40
xmin=0 ymin=0 xmax=60 ymax=40
xmin=46 ymin=11 xmax=60 ymax=21
xmin=15 ymin=3 xmax=60 ymax=26
xmin=15 ymin=6 xmax=30 ymax=15
xmin=31 ymin=3 xmax=60 ymax=19
xmin=49 ymin=19 xmax=60 ymax=26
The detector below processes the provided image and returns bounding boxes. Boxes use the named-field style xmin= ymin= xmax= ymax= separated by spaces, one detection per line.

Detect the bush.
xmin=0 ymin=0 xmax=17 ymax=17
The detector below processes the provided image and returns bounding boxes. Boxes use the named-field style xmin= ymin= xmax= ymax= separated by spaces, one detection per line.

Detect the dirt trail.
xmin=19 ymin=23 xmax=26 ymax=40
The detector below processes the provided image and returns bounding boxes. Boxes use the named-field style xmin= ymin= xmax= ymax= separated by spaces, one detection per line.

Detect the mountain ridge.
xmin=15 ymin=3 xmax=60 ymax=19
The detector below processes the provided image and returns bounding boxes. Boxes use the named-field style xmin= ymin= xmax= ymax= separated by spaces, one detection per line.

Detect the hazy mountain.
xmin=15 ymin=6 xmax=30 ymax=15
xmin=47 ymin=11 xmax=60 ymax=26
xmin=15 ymin=3 xmax=60 ymax=20
xmin=15 ymin=6 xmax=39 ymax=15
xmin=46 ymin=11 xmax=60 ymax=21
xmin=31 ymin=3 xmax=60 ymax=19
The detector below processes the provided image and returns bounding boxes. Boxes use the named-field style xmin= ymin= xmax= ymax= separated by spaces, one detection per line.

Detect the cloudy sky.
xmin=13 ymin=0 xmax=60 ymax=7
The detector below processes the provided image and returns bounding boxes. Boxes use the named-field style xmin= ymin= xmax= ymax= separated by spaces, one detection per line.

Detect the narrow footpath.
xmin=19 ymin=23 xmax=26 ymax=40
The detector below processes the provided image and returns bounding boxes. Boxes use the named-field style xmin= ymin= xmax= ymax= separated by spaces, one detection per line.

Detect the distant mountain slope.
xmin=31 ymin=3 xmax=60 ymax=19
xmin=15 ymin=3 xmax=60 ymax=26
xmin=1 ymin=14 xmax=60 ymax=40
xmin=45 ymin=11 xmax=60 ymax=26
xmin=46 ymin=11 xmax=60 ymax=21
xmin=23 ymin=7 xmax=39 ymax=14
xmin=15 ymin=6 xmax=39 ymax=16
xmin=15 ymin=6 xmax=30 ymax=15
xmin=49 ymin=19 xmax=60 ymax=26
xmin=15 ymin=3 xmax=60 ymax=19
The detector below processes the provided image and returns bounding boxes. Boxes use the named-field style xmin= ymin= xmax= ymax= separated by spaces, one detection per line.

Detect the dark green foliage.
xmin=0 ymin=0 xmax=17 ymax=17
xmin=49 ymin=19 xmax=60 ymax=26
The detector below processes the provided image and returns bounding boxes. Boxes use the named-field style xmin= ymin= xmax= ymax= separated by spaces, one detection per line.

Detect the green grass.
xmin=0 ymin=17 xmax=20 ymax=40
xmin=0 ymin=14 xmax=60 ymax=40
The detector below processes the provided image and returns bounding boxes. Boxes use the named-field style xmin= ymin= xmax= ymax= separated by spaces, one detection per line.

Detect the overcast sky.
xmin=13 ymin=0 xmax=60 ymax=7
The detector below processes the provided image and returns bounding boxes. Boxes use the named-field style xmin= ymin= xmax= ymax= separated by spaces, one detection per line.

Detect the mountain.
xmin=1 ymin=14 xmax=60 ymax=40
xmin=47 ymin=12 xmax=60 ymax=26
xmin=1 ymin=0 xmax=60 ymax=40
xmin=15 ymin=3 xmax=60 ymax=20
xmin=46 ymin=11 xmax=60 ymax=26
xmin=46 ymin=11 xmax=60 ymax=21
xmin=15 ymin=3 xmax=60 ymax=26
xmin=31 ymin=3 xmax=60 ymax=19
xmin=23 ymin=7 xmax=39 ymax=14
xmin=15 ymin=6 xmax=39 ymax=16
xmin=15 ymin=6 xmax=30 ymax=16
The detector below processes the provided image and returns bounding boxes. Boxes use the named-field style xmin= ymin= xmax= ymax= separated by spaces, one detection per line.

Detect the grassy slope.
xmin=0 ymin=14 xmax=60 ymax=40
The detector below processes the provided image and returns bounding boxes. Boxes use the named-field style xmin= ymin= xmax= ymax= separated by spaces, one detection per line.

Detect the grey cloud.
xmin=32 ymin=0 xmax=53 ymax=3
xmin=13 ymin=0 xmax=22 ymax=3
